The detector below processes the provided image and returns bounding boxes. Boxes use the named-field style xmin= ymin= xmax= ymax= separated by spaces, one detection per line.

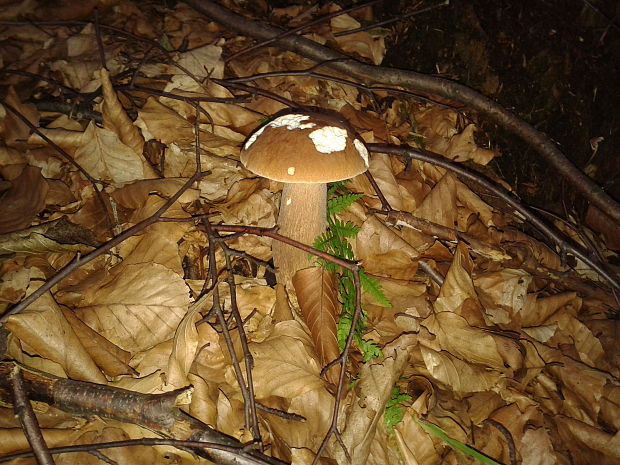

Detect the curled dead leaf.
xmin=292 ymin=266 xmax=341 ymax=386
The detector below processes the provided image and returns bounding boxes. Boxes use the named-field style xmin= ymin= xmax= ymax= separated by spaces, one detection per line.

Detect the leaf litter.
xmin=0 ymin=1 xmax=618 ymax=465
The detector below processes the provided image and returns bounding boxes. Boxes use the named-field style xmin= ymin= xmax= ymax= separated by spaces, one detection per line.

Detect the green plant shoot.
xmin=416 ymin=419 xmax=503 ymax=465
xmin=384 ymin=386 xmax=412 ymax=434
xmin=312 ymin=181 xmax=390 ymax=360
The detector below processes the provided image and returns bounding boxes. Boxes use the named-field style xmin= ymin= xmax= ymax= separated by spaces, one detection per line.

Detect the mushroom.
xmin=240 ymin=109 xmax=369 ymax=286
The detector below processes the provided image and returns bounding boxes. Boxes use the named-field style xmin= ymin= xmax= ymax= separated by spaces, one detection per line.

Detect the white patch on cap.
xmin=309 ymin=126 xmax=347 ymax=153
xmin=244 ymin=124 xmax=266 ymax=150
xmin=353 ymin=138 xmax=369 ymax=166
xmin=270 ymin=114 xmax=315 ymax=130
xmin=287 ymin=166 xmax=295 ymax=175
xmin=243 ymin=114 xmax=316 ymax=150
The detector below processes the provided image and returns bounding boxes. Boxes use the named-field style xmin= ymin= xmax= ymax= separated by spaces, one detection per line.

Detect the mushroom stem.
xmin=273 ymin=182 xmax=327 ymax=286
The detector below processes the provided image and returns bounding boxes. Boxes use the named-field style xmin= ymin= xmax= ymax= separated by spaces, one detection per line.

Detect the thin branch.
xmin=0 ymin=170 xmax=208 ymax=325
xmin=224 ymin=0 xmax=383 ymax=63
xmin=0 ymin=362 xmax=286 ymax=465
xmin=1 ymin=100 xmax=114 ymax=235
xmin=209 ymin=224 xmax=358 ymax=272
xmin=333 ymin=0 xmax=449 ymax=37
xmin=203 ymin=220 xmax=262 ymax=444
xmin=368 ymin=143 xmax=620 ymax=292
xmin=184 ymin=0 xmax=620 ymax=223
xmin=0 ymin=437 xmax=281 ymax=465
xmin=225 ymin=67 xmax=458 ymax=109
xmin=10 ymin=366 xmax=55 ymax=465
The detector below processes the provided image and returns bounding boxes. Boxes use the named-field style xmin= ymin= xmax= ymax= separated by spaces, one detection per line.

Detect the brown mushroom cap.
xmin=240 ymin=111 xmax=369 ymax=183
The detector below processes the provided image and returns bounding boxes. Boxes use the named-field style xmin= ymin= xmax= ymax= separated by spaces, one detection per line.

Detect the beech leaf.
xmin=292 ymin=266 xmax=341 ymax=385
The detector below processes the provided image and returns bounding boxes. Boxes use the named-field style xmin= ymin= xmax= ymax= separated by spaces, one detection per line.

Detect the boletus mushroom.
xmin=240 ymin=109 xmax=369 ymax=286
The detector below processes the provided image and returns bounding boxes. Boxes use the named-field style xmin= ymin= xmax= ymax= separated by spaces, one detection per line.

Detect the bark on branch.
xmin=0 ymin=362 xmax=286 ymax=465
xmin=183 ymin=0 xmax=620 ymax=223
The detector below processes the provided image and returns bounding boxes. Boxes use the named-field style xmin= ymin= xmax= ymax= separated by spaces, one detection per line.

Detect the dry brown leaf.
xmin=368 ymin=153 xmax=404 ymax=211
xmin=232 ymin=277 xmax=276 ymax=320
xmin=455 ymin=178 xmax=497 ymax=227
xmin=99 ymin=68 xmax=146 ymax=159
xmin=27 ymin=126 xmax=83 ymax=155
xmin=329 ymin=336 xmax=416 ymax=464
xmin=520 ymin=427 xmax=560 ymax=465
xmin=521 ymin=291 xmax=580 ymax=327
xmin=330 ymin=13 xmax=386 ymax=65
xmin=415 ymin=172 xmax=458 ymax=229
xmin=0 ymin=217 xmax=96 ymax=255
xmin=422 ymin=311 xmax=522 ymax=374
xmin=135 ymin=97 xmax=195 ymax=145
xmin=474 ymin=268 xmax=532 ymax=327
xmin=271 ymin=386 xmax=335 ymax=451
xmin=192 ymin=321 xmax=229 ymax=385
xmin=434 ymin=242 xmax=482 ymax=322
xmin=0 ymin=428 xmax=86 ymax=456
xmin=245 ymin=320 xmax=324 ymax=400
xmin=357 ymin=215 xmax=420 ymax=261
xmin=491 ymin=227 xmax=563 ymax=271
xmin=395 ymin=411 xmax=444 ymax=465
xmin=556 ymin=415 xmax=620 ymax=462
xmin=0 ymin=165 xmax=48 ymax=234
xmin=419 ymin=345 xmax=504 ymax=393
xmin=187 ymin=373 xmax=219 ymax=428
xmin=60 ymin=306 xmax=134 ymax=378
xmin=166 ymin=303 xmax=202 ymax=389
xmin=6 ymin=288 xmax=107 ymax=383
xmin=53 ymin=423 xmax=161 ymax=465
xmin=74 ymin=122 xmax=145 ymax=185
xmin=75 ymin=262 xmax=190 ymax=352
xmin=219 ymin=181 xmax=277 ymax=227
xmin=0 ymin=87 xmax=39 ymax=144
xmin=445 ymin=124 xmax=496 ymax=165
xmin=127 ymin=341 xmax=173 ymax=383
xmin=123 ymin=200 xmax=189 ymax=270
xmin=111 ymin=178 xmax=200 ymax=209
xmin=292 ymin=266 xmax=340 ymax=385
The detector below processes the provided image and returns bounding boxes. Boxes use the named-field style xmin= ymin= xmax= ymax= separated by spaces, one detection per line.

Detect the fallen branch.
xmin=0 ymin=362 xmax=287 ymax=465
xmin=184 ymin=0 xmax=620 ymax=223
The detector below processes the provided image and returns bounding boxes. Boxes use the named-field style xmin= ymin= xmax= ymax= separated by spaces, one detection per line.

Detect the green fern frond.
xmin=330 ymin=219 xmax=361 ymax=238
xmin=314 ymin=182 xmax=390 ymax=360
xmin=360 ymin=270 xmax=391 ymax=307
xmin=327 ymin=181 xmax=347 ymax=197
xmin=384 ymin=387 xmax=412 ymax=434
xmin=327 ymin=193 xmax=365 ymax=216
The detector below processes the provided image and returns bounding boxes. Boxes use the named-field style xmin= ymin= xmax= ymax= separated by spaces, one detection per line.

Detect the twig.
xmin=313 ymin=269 xmax=363 ymax=464
xmin=10 ymin=366 xmax=55 ymax=465
xmin=255 ymin=402 xmax=305 ymax=422
xmin=1 ymin=104 xmax=209 ymax=325
xmin=184 ymin=0 xmax=620 ymax=223
xmin=333 ymin=0 xmax=449 ymax=37
xmin=482 ymin=419 xmax=518 ymax=465
xmin=225 ymin=67 xmax=458 ymax=109
xmin=93 ymin=8 xmax=107 ymax=70
xmin=0 ymin=438 xmax=281 ymax=465
xmin=224 ymin=0 xmax=383 ymax=63
xmin=418 ymin=259 xmax=444 ymax=286
xmin=1 ymin=100 xmax=114 ymax=235
xmin=199 ymin=209 xmax=265 ymax=445
xmin=209 ymin=225 xmax=358 ymax=272
xmin=368 ymin=143 xmax=620 ymax=292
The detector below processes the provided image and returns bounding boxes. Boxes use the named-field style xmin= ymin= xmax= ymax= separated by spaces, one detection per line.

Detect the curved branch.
xmin=368 ymin=143 xmax=620 ymax=292
xmin=184 ymin=0 xmax=620 ymax=223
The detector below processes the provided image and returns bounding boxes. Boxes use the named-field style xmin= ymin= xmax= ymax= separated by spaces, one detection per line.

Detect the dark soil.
xmin=380 ymin=0 xmax=620 ymax=217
